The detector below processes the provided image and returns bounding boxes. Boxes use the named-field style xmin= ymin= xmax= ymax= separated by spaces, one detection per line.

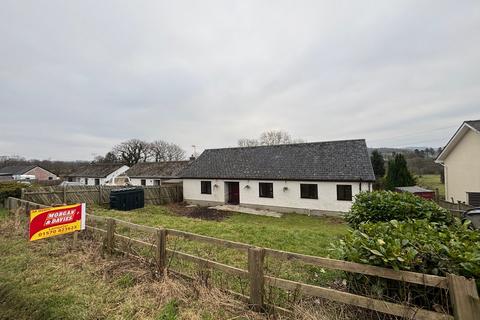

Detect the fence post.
xmin=106 ymin=218 xmax=116 ymax=254
xmin=72 ymin=231 xmax=78 ymax=250
xmin=98 ymin=185 xmax=102 ymax=204
xmin=63 ymin=185 xmax=67 ymax=204
xmin=248 ymin=247 xmax=265 ymax=311
xmin=447 ymin=273 xmax=480 ymax=320
xmin=21 ymin=188 xmax=25 ymax=200
xmin=155 ymin=228 xmax=167 ymax=274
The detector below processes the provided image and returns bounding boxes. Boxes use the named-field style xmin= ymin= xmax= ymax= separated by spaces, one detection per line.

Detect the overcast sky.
xmin=1 ymin=1 xmax=479 ymax=161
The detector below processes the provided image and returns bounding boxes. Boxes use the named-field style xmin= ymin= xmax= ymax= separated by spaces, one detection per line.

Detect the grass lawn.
xmin=416 ymin=174 xmax=445 ymax=198
xmin=0 ymin=210 xmax=269 ymax=320
xmin=92 ymin=205 xmax=348 ymax=257
xmin=91 ymin=205 xmax=348 ymax=288
xmin=0 ymin=208 xmax=355 ymax=320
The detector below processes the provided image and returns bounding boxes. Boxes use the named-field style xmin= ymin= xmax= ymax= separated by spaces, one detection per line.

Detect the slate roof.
xmin=65 ymin=164 xmax=126 ymax=178
xmin=466 ymin=120 xmax=480 ymax=132
xmin=181 ymin=139 xmax=376 ymax=181
xmin=0 ymin=165 xmax=38 ymax=176
xmin=125 ymin=161 xmax=190 ymax=178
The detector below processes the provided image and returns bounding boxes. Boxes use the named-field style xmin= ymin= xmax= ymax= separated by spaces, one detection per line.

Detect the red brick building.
xmin=0 ymin=165 xmax=59 ymax=181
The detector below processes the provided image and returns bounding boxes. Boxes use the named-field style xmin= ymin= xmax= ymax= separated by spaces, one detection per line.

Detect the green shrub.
xmin=0 ymin=182 xmax=24 ymax=207
xmin=335 ymin=219 xmax=480 ymax=308
xmin=345 ymin=191 xmax=453 ymax=228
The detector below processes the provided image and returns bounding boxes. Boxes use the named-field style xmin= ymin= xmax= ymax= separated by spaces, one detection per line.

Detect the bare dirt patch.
xmin=167 ymin=203 xmax=233 ymax=221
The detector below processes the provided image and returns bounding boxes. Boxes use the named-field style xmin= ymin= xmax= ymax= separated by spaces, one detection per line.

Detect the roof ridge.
xmin=205 ymin=139 xmax=366 ymax=152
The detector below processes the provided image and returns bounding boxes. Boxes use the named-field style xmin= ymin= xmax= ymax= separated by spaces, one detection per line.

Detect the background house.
xmin=65 ymin=164 xmax=129 ymax=186
xmin=436 ymin=120 xmax=480 ymax=206
xmin=181 ymin=139 xmax=375 ymax=215
xmin=125 ymin=161 xmax=190 ymax=186
xmin=0 ymin=165 xmax=59 ymax=181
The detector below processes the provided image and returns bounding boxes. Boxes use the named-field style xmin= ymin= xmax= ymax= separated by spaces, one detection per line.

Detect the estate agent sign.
xmin=29 ymin=203 xmax=86 ymax=241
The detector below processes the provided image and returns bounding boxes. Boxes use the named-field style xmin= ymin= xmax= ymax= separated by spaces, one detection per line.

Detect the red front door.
xmin=226 ymin=182 xmax=240 ymax=204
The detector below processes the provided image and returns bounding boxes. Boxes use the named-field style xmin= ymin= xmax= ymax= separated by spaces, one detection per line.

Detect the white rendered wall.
xmin=183 ymin=179 xmax=371 ymax=212
xmin=443 ymin=129 xmax=480 ymax=203
xmin=130 ymin=178 xmax=162 ymax=186
xmin=73 ymin=166 xmax=129 ymax=186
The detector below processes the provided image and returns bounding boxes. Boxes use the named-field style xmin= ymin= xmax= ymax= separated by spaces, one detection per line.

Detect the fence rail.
xmin=436 ymin=199 xmax=474 ymax=218
xmin=6 ymin=197 xmax=480 ymax=320
xmin=21 ymin=184 xmax=182 ymax=206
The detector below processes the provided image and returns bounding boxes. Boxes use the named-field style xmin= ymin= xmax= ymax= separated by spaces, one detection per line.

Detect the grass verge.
xmin=416 ymin=174 xmax=444 ymax=198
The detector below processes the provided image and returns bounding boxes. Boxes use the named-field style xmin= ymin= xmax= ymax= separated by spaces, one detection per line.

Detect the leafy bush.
xmin=345 ymin=191 xmax=453 ymax=228
xmin=335 ymin=219 xmax=480 ymax=308
xmin=0 ymin=182 xmax=24 ymax=207
xmin=337 ymin=219 xmax=480 ymax=278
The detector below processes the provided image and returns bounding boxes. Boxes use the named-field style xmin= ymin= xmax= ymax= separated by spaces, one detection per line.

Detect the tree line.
xmin=370 ymin=149 xmax=443 ymax=190
xmin=94 ymin=139 xmax=187 ymax=166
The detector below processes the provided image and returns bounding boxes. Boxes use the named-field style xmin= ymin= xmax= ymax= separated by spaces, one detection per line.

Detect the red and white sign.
xmin=29 ymin=203 xmax=86 ymax=241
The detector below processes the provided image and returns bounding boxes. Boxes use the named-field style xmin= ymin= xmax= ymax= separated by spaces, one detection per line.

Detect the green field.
xmin=416 ymin=174 xmax=445 ymax=198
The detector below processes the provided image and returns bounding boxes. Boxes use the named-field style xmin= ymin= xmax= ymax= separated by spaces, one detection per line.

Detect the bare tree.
xmin=165 ymin=143 xmax=186 ymax=161
xmin=260 ymin=130 xmax=292 ymax=145
xmin=150 ymin=140 xmax=170 ymax=162
xmin=150 ymin=140 xmax=186 ymax=161
xmin=238 ymin=130 xmax=305 ymax=147
xmin=113 ymin=139 xmax=150 ymax=166
xmin=93 ymin=151 xmax=119 ymax=163
xmin=238 ymin=138 xmax=260 ymax=147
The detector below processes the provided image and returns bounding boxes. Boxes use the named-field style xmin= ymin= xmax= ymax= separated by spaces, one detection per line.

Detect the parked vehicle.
xmin=462 ymin=208 xmax=480 ymax=229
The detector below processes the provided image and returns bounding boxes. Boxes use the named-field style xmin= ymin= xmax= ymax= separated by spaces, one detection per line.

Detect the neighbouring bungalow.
xmin=435 ymin=120 xmax=480 ymax=206
xmin=181 ymin=139 xmax=376 ymax=215
xmin=125 ymin=161 xmax=191 ymax=186
xmin=65 ymin=164 xmax=129 ymax=186
xmin=0 ymin=165 xmax=59 ymax=181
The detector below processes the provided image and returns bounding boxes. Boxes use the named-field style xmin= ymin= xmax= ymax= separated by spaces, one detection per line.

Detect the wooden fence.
xmin=21 ymin=184 xmax=182 ymax=206
xmin=5 ymin=197 xmax=480 ymax=320
xmin=436 ymin=199 xmax=474 ymax=218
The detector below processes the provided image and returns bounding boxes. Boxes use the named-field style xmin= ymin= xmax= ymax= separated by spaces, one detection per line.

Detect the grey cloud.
xmin=1 ymin=0 xmax=479 ymax=160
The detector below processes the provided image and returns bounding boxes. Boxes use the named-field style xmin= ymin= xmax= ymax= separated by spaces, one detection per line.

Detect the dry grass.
xmin=0 ymin=210 xmax=361 ymax=320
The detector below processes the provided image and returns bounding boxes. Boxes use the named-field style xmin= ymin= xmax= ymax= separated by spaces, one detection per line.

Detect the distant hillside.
xmin=368 ymin=147 xmax=443 ymax=175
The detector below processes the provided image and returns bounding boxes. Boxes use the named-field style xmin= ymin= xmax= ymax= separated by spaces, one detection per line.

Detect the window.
xmin=94 ymin=178 xmax=100 ymax=186
xmin=259 ymin=182 xmax=274 ymax=198
xmin=85 ymin=178 xmax=88 ymax=185
xmin=468 ymin=192 xmax=480 ymax=206
xmin=337 ymin=185 xmax=352 ymax=201
xmin=68 ymin=177 xmax=73 ymax=182
xmin=48 ymin=177 xmax=53 ymax=180
xmin=300 ymin=184 xmax=318 ymax=199
xmin=201 ymin=181 xmax=212 ymax=194
xmin=141 ymin=179 xmax=146 ymax=186
xmin=154 ymin=180 xmax=161 ymax=186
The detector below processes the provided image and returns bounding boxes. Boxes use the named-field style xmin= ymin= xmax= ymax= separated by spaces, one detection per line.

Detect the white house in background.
xmin=125 ymin=161 xmax=191 ymax=186
xmin=181 ymin=139 xmax=376 ymax=215
xmin=435 ymin=120 xmax=480 ymax=206
xmin=65 ymin=164 xmax=129 ymax=186
xmin=0 ymin=165 xmax=59 ymax=181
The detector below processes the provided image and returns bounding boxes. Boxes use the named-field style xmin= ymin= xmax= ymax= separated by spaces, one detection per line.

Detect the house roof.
xmin=395 ymin=186 xmax=433 ymax=193
xmin=181 ymin=139 xmax=376 ymax=182
xmin=466 ymin=120 xmax=480 ymax=132
xmin=436 ymin=120 xmax=480 ymax=163
xmin=65 ymin=164 xmax=127 ymax=178
xmin=125 ymin=161 xmax=190 ymax=178
xmin=0 ymin=165 xmax=38 ymax=176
